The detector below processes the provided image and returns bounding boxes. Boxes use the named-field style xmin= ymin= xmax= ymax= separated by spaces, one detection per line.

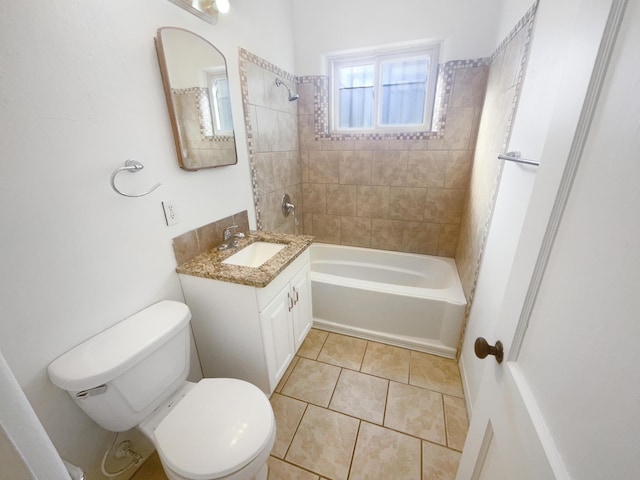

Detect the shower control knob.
xmin=474 ymin=337 xmax=504 ymax=363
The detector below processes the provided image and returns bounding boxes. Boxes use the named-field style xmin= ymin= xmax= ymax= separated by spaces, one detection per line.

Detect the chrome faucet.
xmin=218 ymin=225 xmax=245 ymax=250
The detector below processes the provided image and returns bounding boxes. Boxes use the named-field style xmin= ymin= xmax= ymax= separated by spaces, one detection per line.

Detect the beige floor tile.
xmin=384 ymin=381 xmax=446 ymax=445
xmin=443 ymin=395 xmax=469 ymax=451
xmin=276 ymin=356 xmax=300 ymax=393
xmin=286 ymin=405 xmax=359 ymax=480
xmin=409 ymin=351 xmax=464 ymax=398
xmin=349 ymin=421 xmax=421 ymax=480
xmin=270 ymin=394 xmax=308 ymax=458
xmin=329 ymin=369 xmax=389 ymax=424
xmin=317 ymin=333 xmax=367 ymax=370
xmin=281 ymin=358 xmax=340 ymax=407
xmin=361 ymin=341 xmax=411 ymax=383
xmin=422 ymin=441 xmax=461 ymax=480
xmin=297 ymin=329 xmax=329 ymax=360
xmin=267 ymin=456 xmax=319 ymax=479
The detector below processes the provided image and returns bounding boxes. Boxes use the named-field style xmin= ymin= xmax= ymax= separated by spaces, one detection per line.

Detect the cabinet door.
xmin=291 ymin=266 xmax=313 ymax=350
xmin=259 ymin=287 xmax=295 ymax=391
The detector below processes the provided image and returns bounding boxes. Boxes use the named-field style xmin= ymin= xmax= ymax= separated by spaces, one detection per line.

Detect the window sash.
xmin=379 ymin=57 xmax=429 ymax=126
xmin=329 ymin=45 xmax=440 ymax=134
xmin=337 ymin=63 xmax=375 ymax=129
xmin=206 ymin=72 xmax=234 ymax=137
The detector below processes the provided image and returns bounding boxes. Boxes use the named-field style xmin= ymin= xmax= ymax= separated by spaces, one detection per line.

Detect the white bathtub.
xmin=310 ymin=243 xmax=467 ymax=358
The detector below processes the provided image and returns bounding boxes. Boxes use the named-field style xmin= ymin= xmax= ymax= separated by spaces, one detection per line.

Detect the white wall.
xmin=494 ymin=0 xmax=538 ymax=45
xmin=0 ymin=0 xmax=294 ymax=477
xmin=292 ymin=0 xmax=504 ymax=75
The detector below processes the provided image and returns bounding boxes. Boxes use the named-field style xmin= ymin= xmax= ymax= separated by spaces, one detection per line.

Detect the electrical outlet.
xmin=162 ymin=201 xmax=179 ymax=226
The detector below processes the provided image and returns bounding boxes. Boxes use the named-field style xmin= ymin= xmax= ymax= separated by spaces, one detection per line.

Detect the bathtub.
xmin=310 ymin=243 xmax=467 ymax=358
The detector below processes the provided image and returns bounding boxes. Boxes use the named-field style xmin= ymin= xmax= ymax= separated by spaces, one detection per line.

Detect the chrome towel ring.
xmin=110 ymin=160 xmax=161 ymax=197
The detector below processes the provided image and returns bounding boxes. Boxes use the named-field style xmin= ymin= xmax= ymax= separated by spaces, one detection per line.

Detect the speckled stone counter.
xmin=176 ymin=231 xmax=314 ymax=288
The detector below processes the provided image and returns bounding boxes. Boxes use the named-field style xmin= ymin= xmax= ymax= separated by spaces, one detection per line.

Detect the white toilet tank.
xmin=48 ymin=301 xmax=192 ymax=432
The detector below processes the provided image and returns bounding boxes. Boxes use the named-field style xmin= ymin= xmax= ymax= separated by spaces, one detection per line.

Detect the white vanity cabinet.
xmin=178 ymin=249 xmax=312 ymax=395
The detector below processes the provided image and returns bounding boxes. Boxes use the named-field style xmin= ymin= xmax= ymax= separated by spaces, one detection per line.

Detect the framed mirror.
xmin=155 ymin=27 xmax=238 ymax=170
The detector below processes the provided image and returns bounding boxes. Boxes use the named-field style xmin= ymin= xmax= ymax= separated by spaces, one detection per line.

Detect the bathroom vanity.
xmin=177 ymin=232 xmax=313 ymax=395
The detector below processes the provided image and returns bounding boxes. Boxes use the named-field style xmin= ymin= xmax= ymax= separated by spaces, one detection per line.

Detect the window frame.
xmin=328 ymin=43 xmax=441 ymax=134
xmin=205 ymin=68 xmax=234 ymax=137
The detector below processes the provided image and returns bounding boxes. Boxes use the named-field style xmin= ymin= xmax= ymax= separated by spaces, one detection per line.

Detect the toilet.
xmin=47 ymin=300 xmax=275 ymax=480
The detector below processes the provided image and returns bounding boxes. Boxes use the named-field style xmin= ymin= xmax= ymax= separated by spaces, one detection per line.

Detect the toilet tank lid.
xmin=48 ymin=300 xmax=191 ymax=392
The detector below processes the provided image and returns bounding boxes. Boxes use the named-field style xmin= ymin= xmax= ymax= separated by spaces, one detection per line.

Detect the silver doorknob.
xmin=474 ymin=337 xmax=504 ymax=363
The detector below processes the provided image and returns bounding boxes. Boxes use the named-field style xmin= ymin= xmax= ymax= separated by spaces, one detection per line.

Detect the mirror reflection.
xmin=155 ymin=27 xmax=238 ymax=170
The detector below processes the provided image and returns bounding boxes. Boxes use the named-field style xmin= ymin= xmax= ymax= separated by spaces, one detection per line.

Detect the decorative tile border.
xmin=239 ymin=48 xmax=296 ymax=82
xmin=301 ymin=57 xmax=492 ymax=142
xmin=491 ymin=0 xmax=538 ymax=62
xmin=238 ymin=0 xmax=537 ymax=234
xmin=455 ymin=0 xmax=538 ymax=357
xmin=194 ymin=87 xmax=214 ymax=136
xmin=495 ymin=0 xmax=538 ymax=151
xmin=172 ymin=88 xmax=234 ymax=143
xmin=237 ymin=49 xmax=261 ymax=228
xmin=238 ymin=48 xmax=297 ymax=230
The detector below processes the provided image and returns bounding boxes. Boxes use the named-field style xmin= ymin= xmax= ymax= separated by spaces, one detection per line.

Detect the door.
xmin=1 ymin=349 xmax=71 ymax=479
xmin=457 ymin=0 xmax=639 ymax=478
xmin=259 ymin=285 xmax=295 ymax=390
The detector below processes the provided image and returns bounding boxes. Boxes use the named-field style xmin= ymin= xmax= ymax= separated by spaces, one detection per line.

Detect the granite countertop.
xmin=176 ymin=231 xmax=314 ymax=288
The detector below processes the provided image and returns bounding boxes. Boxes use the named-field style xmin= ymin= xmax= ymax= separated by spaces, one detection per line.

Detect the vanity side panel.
xmin=178 ymin=274 xmax=270 ymax=392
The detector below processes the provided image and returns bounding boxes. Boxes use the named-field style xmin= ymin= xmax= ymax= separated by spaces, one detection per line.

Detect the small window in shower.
xmin=328 ymin=43 xmax=440 ymax=134
xmin=206 ymin=70 xmax=234 ymax=136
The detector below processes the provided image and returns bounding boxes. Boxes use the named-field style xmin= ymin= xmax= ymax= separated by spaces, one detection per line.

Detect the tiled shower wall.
xmin=241 ymin=52 xmax=491 ymax=257
xmin=455 ymin=4 xmax=537 ymax=301
xmin=240 ymin=50 xmax=302 ymax=234
xmin=296 ymin=67 xmax=489 ymax=257
xmin=240 ymin=3 xmax=533 ymax=270
xmin=172 ymin=88 xmax=237 ymax=169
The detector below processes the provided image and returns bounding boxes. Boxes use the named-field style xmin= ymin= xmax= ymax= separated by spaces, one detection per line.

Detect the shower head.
xmin=275 ymin=78 xmax=299 ymax=101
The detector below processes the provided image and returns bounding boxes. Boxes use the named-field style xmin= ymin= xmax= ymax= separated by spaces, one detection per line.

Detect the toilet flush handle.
xmin=75 ymin=384 xmax=107 ymax=398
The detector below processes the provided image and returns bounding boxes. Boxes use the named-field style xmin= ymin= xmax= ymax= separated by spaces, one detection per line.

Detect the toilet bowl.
xmin=47 ymin=300 xmax=275 ymax=480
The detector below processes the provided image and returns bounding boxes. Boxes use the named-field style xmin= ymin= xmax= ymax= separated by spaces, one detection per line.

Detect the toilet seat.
xmin=153 ymin=378 xmax=274 ymax=480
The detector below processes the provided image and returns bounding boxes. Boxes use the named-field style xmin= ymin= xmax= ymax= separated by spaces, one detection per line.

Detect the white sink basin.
xmin=221 ymin=242 xmax=287 ymax=268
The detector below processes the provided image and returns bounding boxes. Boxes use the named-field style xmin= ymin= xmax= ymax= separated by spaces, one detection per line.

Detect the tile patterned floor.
xmin=131 ymin=329 xmax=468 ymax=480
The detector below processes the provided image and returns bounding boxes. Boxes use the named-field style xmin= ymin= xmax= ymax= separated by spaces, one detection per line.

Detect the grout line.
xmin=281 ymin=400 xmax=309 ymax=461
xmin=346 ymin=419 xmax=362 ymax=480
xmin=358 ymin=338 xmax=373 ymax=372
xmin=326 ymin=366 xmax=342 ymax=408
xmin=420 ymin=435 xmax=423 ymax=479
xmin=441 ymin=393 xmax=450 ymax=449
xmin=269 ymin=455 xmax=324 ymax=479
xmin=382 ymin=377 xmax=391 ymax=427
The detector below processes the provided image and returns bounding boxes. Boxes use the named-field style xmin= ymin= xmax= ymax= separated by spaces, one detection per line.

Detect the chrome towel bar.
xmin=110 ymin=160 xmax=161 ymax=197
xmin=498 ymin=151 xmax=540 ymax=166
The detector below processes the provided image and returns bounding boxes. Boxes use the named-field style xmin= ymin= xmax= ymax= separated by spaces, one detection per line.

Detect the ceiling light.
xmin=214 ymin=0 xmax=230 ymax=14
